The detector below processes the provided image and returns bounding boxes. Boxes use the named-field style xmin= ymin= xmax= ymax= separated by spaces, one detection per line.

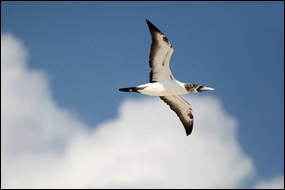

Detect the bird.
xmin=119 ymin=19 xmax=214 ymax=136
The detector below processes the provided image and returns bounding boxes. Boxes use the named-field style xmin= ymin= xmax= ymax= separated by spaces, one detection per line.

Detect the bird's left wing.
xmin=146 ymin=19 xmax=175 ymax=82
xmin=160 ymin=95 xmax=194 ymax=136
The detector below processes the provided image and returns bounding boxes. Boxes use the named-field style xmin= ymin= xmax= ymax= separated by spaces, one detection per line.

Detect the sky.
xmin=1 ymin=1 xmax=284 ymax=189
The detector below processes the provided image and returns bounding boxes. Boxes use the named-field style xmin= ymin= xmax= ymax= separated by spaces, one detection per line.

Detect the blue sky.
xmin=1 ymin=2 xmax=284 ymax=188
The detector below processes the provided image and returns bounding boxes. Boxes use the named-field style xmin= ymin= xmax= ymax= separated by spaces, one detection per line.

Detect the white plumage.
xmin=119 ymin=20 xmax=214 ymax=136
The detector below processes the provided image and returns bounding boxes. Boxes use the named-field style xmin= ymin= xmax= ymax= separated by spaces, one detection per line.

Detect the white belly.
xmin=137 ymin=81 xmax=188 ymax=96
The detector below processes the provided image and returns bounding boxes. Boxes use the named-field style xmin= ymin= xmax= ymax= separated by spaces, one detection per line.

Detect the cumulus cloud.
xmin=1 ymin=33 xmax=283 ymax=189
xmin=1 ymin=34 xmax=85 ymax=157
xmin=254 ymin=176 xmax=284 ymax=189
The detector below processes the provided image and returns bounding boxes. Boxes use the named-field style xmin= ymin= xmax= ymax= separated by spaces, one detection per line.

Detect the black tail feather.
xmin=119 ymin=87 xmax=138 ymax=93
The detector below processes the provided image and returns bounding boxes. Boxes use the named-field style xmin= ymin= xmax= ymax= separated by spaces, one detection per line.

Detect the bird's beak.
xmin=197 ymin=86 xmax=215 ymax=92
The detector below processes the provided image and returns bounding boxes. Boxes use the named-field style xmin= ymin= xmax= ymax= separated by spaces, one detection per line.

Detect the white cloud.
xmin=254 ymin=176 xmax=284 ymax=189
xmin=1 ymin=34 xmax=85 ymax=157
xmin=1 ymin=33 xmax=283 ymax=189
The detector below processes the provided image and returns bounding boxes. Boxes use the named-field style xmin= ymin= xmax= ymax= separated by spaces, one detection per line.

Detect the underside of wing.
xmin=146 ymin=20 xmax=175 ymax=82
xmin=160 ymin=95 xmax=194 ymax=136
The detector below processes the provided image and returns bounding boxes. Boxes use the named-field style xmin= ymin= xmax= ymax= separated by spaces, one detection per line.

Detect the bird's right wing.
xmin=160 ymin=95 xmax=194 ymax=136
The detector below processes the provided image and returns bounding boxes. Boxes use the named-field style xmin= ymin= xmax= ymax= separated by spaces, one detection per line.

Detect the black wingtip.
xmin=145 ymin=19 xmax=161 ymax=33
xmin=185 ymin=125 xmax=193 ymax=136
xmin=146 ymin=19 xmax=153 ymax=27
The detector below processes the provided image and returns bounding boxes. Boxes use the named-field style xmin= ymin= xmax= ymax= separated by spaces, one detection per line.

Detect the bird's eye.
xmin=197 ymin=85 xmax=203 ymax=91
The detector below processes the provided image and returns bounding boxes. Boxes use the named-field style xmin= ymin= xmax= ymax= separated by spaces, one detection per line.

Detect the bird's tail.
xmin=119 ymin=87 xmax=139 ymax=93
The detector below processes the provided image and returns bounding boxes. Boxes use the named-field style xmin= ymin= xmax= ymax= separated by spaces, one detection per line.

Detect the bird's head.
xmin=185 ymin=83 xmax=215 ymax=93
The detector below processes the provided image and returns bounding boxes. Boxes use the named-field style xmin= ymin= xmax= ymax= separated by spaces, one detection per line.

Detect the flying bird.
xmin=119 ymin=19 xmax=214 ymax=136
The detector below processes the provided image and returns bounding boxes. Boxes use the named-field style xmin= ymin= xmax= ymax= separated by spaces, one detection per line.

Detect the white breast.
xmin=137 ymin=81 xmax=188 ymax=96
